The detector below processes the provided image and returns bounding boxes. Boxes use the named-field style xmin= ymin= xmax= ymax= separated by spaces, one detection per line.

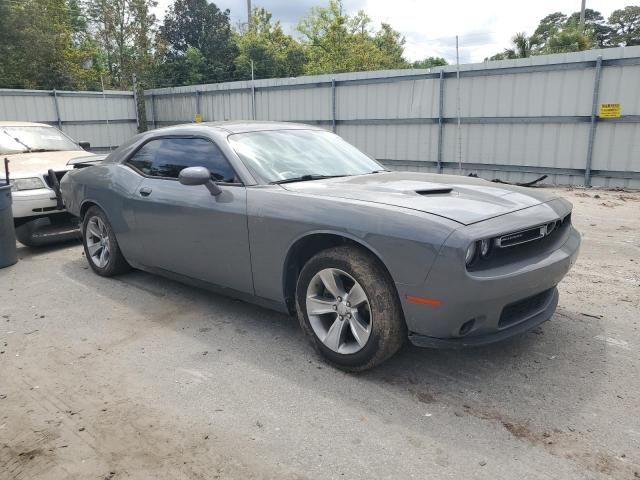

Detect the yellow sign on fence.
xmin=599 ymin=103 xmax=621 ymax=118
xmin=194 ymin=113 xmax=202 ymax=123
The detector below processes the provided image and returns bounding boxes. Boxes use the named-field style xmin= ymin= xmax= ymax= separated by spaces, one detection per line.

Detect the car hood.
xmin=4 ymin=150 xmax=94 ymax=178
xmin=280 ymin=171 xmax=560 ymax=225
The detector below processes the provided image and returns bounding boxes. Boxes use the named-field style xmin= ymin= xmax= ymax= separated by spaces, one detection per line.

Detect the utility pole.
xmin=247 ymin=0 xmax=252 ymax=28
xmin=579 ymin=0 xmax=586 ymax=30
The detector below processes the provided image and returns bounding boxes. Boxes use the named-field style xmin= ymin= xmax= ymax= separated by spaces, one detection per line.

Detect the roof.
xmin=0 ymin=121 xmax=52 ymax=127
xmin=199 ymin=121 xmax=323 ymax=134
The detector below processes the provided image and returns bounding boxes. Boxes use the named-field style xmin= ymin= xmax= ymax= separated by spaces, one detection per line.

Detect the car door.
xmin=126 ymin=136 xmax=253 ymax=295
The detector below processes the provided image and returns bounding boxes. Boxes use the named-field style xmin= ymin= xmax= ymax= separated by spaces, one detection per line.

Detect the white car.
xmin=1 ymin=121 xmax=98 ymax=246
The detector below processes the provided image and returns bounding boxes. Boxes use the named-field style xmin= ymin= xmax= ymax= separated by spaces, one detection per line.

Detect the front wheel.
xmin=296 ymin=245 xmax=406 ymax=371
xmin=82 ymin=206 xmax=130 ymax=276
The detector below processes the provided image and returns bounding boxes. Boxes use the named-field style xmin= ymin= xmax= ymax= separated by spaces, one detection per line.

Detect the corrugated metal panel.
xmin=141 ymin=46 xmax=639 ymax=188
xmin=0 ymin=90 xmax=58 ymax=122
xmin=2 ymin=46 xmax=639 ymax=187
xmin=0 ymin=89 xmax=136 ymax=149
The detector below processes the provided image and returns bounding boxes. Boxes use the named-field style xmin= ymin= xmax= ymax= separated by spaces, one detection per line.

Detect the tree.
xmin=0 ymin=0 xmax=99 ymax=90
xmin=489 ymin=8 xmax=607 ymax=61
xmin=608 ymin=6 xmax=640 ymax=46
xmin=297 ymin=0 xmax=409 ymax=75
xmin=157 ymin=0 xmax=237 ymax=85
xmin=412 ymin=57 xmax=447 ymax=69
xmin=87 ymin=0 xmax=157 ymax=89
xmin=374 ymin=23 xmax=408 ymax=69
xmin=489 ymin=32 xmax=539 ymax=60
xmin=543 ymin=23 xmax=592 ymax=54
xmin=234 ymin=8 xmax=306 ymax=80
xmin=533 ymin=12 xmax=567 ymax=49
xmin=566 ymin=9 xmax=613 ymax=47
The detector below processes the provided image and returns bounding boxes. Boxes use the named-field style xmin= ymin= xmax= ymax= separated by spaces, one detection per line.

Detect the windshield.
xmin=0 ymin=126 xmax=79 ymax=155
xmin=228 ymin=129 xmax=383 ymax=183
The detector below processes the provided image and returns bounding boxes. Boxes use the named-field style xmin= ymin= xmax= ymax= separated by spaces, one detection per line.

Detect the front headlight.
xmin=465 ymin=242 xmax=477 ymax=266
xmin=10 ymin=177 xmax=46 ymax=191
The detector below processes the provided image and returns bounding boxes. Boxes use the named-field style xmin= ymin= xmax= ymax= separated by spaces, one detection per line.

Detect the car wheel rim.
xmin=85 ymin=216 xmax=111 ymax=268
xmin=306 ymin=268 xmax=372 ymax=354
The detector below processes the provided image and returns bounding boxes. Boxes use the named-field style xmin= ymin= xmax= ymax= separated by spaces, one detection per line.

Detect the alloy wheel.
xmin=305 ymin=268 xmax=372 ymax=354
xmin=85 ymin=216 xmax=111 ymax=268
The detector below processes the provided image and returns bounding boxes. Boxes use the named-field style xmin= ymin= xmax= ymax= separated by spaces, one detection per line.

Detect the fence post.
xmin=150 ymin=93 xmax=157 ymax=130
xmin=437 ymin=69 xmax=445 ymax=173
xmin=52 ymin=89 xmax=63 ymax=131
xmin=331 ymin=79 xmax=337 ymax=133
xmin=195 ymin=90 xmax=201 ymax=121
xmin=132 ymin=74 xmax=141 ymax=132
xmin=585 ymin=55 xmax=603 ymax=187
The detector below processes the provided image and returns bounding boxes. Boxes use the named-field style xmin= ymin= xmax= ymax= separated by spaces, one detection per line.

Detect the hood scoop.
xmin=415 ymin=188 xmax=453 ymax=196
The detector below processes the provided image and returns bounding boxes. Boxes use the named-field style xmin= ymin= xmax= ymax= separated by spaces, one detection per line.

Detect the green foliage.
xmin=297 ymin=0 xmax=409 ymax=75
xmin=86 ymin=0 xmax=157 ymax=89
xmin=0 ymin=0 xmax=100 ymax=90
xmin=3 ymin=0 xmax=639 ymax=91
xmin=566 ymin=9 xmax=613 ymax=48
xmin=412 ymin=57 xmax=448 ymax=69
xmin=235 ymin=8 xmax=306 ymax=79
xmin=608 ymin=6 xmax=640 ymax=46
xmin=489 ymin=6 xmax=625 ymax=60
xmin=489 ymin=32 xmax=540 ymax=60
xmin=533 ymin=12 xmax=567 ymax=48
xmin=156 ymin=0 xmax=237 ymax=85
xmin=543 ymin=22 xmax=592 ymax=54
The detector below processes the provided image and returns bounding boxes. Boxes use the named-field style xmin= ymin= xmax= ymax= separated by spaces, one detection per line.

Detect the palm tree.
xmin=489 ymin=32 xmax=539 ymax=60
xmin=503 ymin=32 xmax=538 ymax=59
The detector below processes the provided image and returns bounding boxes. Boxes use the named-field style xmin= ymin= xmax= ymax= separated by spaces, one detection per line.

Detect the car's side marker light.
xmin=406 ymin=295 xmax=442 ymax=306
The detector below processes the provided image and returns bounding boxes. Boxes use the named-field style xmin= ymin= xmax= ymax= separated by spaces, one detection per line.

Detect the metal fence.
xmin=1 ymin=46 xmax=639 ymax=188
xmin=145 ymin=46 xmax=640 ymax=188
xmin=0 ymin=88 xmax=138 ymax=152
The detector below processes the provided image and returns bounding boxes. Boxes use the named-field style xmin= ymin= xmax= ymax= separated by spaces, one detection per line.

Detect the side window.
xmin=127 ymin=139 xmax=160 ymax=175
xmin=127 ymin=137 xmax=237 ymax=182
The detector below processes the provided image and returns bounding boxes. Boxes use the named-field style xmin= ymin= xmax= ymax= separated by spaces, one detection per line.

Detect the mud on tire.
xmin=296 ymin=245 xmax=406 ymax=371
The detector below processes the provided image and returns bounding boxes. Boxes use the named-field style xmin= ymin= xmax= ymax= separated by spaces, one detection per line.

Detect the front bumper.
xmin=409 ymin=288 xmax=559 ymax=348
xmin=400 ymin=204 xmax=580 ymax=347
xmin=12 ymin=188 xmax=65 ymax=219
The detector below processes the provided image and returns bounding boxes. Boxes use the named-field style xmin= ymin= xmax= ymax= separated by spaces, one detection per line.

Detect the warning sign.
xmin=599 ymin=103 xmax=621 ymax=118
xmin=194 ymin=113 xmax=202 ymax=123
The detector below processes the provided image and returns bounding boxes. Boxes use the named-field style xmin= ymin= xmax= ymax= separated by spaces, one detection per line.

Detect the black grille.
xmin=499 ymin=289 xmax=553 ymax=328
xmin=44 ymin=170 xmax=67 ymax=188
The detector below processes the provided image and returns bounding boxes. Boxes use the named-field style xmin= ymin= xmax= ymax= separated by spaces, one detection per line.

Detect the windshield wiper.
xmin=270 ymin=174 xmax=348 ymax=185
xmin=2 ymin=130 xmax=31 ymax=152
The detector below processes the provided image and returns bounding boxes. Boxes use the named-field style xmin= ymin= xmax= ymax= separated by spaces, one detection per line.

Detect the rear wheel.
xmin=296 ymin=245 xmax=406 ymax=371
xmin=82 ymin=206 xmax=130 ymax=276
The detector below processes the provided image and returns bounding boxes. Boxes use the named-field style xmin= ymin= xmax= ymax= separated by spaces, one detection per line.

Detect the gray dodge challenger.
xmin=60 ymin=121 xmax=580 ymax=370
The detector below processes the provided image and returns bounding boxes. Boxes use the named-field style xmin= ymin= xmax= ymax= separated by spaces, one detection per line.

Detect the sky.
xmin=153 ymin=0 xmax=634 ymax=63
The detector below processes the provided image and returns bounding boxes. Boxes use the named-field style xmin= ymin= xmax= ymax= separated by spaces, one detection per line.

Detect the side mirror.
xmin=178 ymin=166 xmax=222 ymax=196
xmin=78 ymin=141 xmax=91 ymax=151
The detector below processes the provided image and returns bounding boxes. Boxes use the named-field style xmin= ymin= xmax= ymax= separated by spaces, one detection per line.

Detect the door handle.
xmin=139 ymin=187 xmax=152 ymax=197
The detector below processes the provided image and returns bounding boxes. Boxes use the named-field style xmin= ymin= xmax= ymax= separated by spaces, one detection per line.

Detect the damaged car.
xmin=1 ymin=121 xmax=98 ymax=246
xmin=60 ymin=122 xmax=581 ymax=371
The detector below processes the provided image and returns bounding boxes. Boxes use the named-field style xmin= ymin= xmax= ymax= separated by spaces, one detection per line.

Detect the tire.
xmin=296 ymin=245 xmax=406 ymax=371
xmin=81 ymin=206 xmax=130 ymax=277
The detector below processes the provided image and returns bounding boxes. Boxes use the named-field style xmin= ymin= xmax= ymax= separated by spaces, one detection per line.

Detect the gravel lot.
xmin=1 ymin=186 xmax=639 ymax=480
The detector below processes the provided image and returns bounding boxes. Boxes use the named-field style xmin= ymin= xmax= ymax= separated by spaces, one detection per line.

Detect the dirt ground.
xmin=1 ymin=186 xmax=639 ymax=480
